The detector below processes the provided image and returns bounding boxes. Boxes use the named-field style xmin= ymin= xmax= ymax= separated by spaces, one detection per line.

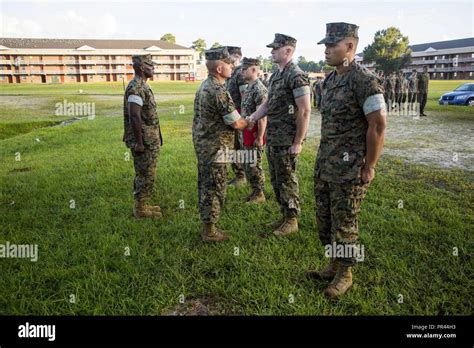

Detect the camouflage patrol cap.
xmin=317 ymin=22 xmax=359 ymax=45
xmin=225 ymin=46 xmax=242 ymax=56
xmin=205 ymin=47 xmax=235 ymax=64
xmin=266 ymin=33 xmax=297 ymax=48
xmin=242 ymin=57 xmax=261 ymax=69
xmin=132 ymin=54 xmax=157 ymax=66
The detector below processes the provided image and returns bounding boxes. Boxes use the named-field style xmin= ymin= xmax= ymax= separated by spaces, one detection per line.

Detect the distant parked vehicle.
xmin=439 ymin=83 xmax=474 ymax=106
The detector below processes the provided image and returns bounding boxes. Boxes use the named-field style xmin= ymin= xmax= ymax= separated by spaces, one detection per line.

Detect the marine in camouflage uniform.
xmin=408 ymin=69 xmax=418 ymax=106
xmin=308 ymin=22 xmax=387 ymax=298
xmin=396 ymin=71 xmax=408 ymax=109
xmin=252 ymin=33 xmax=311 ymax=236
xmin=192 ymin=47 xmax=250 ymax=242
xmin=418 ymin=66 xmax=430 ymax=116
xmin=262 ymin=73 xmax=270 ymax=87
xmin=123 ymin=54 xmax=163 ymax=219
xmin=394 ymin=71 xmax=402 ymax=108
xmin=315 ymin=77 xmax=323 ymax=109
xmin=385 ymin=72 xmax=396 ymax=107
xmin=400 ymin=72 xmax=409 ymax=108
xmin=311 ymin=80 xmax=318 ymax=107
xmin=240 ymin=57 xmax=268 ymax=203
xmin=225 ymin=46 xmax=248 ymax=186
xmin=382 ymin=74 xmax=388 ymax=102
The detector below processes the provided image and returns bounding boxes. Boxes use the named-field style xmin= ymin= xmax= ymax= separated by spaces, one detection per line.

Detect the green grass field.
xmin=0 ymin=80 xmax=472 ymax=315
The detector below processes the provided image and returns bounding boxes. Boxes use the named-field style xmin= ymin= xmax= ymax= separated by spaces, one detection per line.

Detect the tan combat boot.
xmin=133 ymin=199 xmax=162 ymax=218
xmin=144 ymin=202 xmax=161 ymax=213
xmin=272 ymin=217 xmax=298 ymax=236
xmin=246 ymin=190 xmax=266 ymax=204
xmin=324 ymin=264 xmax=353 ymax=299
xmin=201 ymin=223 xmax=229 ymax=243
xmin=306 ymin=258 xmax=338 ymax=281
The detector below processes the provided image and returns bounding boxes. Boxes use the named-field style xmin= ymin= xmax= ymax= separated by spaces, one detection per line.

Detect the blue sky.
xmin=1 ymin=0 xmax=473 ymax=61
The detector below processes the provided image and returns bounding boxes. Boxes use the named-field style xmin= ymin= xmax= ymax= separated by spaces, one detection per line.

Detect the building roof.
xmin=356 ymin=37 xmax=474 ymax=58
xmin=409 ymin=37 xmax=474 ymax=52
xmin=0 ymin=38 xmax=190 ymax=50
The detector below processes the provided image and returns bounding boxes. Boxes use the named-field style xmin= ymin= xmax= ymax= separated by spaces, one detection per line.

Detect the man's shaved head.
xmin=206 ymin=59 xmax=233 ymax=80
xmin=206 ymin=60 xmax=220 ymax=74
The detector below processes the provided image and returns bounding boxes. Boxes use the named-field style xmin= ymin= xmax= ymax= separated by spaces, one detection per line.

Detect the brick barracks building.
xmin=356 ymin=37 xmax=474 ymax=80
xmin=0 ymin=38 xmax=199 ymax=84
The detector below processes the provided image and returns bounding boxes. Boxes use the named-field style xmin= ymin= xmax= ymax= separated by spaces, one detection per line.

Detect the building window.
xmin=434 ymin=56 xmax=437 ymax=60
xmin=440 ymin=72 xmax=444 ymax=77
xmin=470 ymin=72 xmax=473 ymax=77
xmin=454 ymin=72 xmax=457 ymax=77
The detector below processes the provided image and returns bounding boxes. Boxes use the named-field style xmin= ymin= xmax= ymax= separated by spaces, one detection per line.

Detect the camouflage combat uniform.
xmin=384 ymin=74 xmax=395 ymax=105
xmin=315 ymin=79 xmax=323 ymax=109
xmin=123 ymin=74 xmax=162 ymax=201
xmin=418 ymin=71 xmax=429 ymax=115
xmin=226 ymin=50 xmax=248 ymax=181
xmin=192 ymin=72 xmax=241 ymax=224
xmin=408 ymin=72 xmax=418 ymax=104
xmin=400 ymin=73 xmax=409 ymax=106
xmin=315 ymin=59 xmax=385 ymax=266
xmin=394 ymin=73 xmax=402 ymax=106
xmin=266 ymin=57 xmax=310 ymax=219
xmin=241 ymin=74 xmax=268 ymax=193
xmin=311 ymin=81 xmax=318 ymax=107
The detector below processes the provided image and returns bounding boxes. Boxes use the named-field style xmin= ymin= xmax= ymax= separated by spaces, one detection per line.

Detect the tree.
xmin=317 ymin=60 xmax=334 ymax=73
xmin=297 ymin=56 xmax=309 ymax=71
xmin=256 ymin=55 xmax=275 ymax=73
xmin=297 ymin=56 xmax=307 ymax=66
xmin=295 ymin=56 xmax=331 ymax=73
xmin=191 ymin=38 xmax=207 ymax=60
xmin=362 ymin=27 xmax=411 ymax=74
xmin=160 ymin=33 xmax=176 ymax=44
xmin=211 ymin=42 xmax=222 ymax=49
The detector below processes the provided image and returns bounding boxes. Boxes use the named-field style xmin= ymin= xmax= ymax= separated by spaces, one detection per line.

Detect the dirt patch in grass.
xmin=90 ymin=94 xmax=195 ymax=102
xmin=0 ymin=96 xmax=52 ymax=109
xmin=309 ymin=109 xmax=474 ymax=171
xmin=9 ymin=167 xmax=33 ymax=173
xmin=161 ymin=296 xmax=226 ymax=316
